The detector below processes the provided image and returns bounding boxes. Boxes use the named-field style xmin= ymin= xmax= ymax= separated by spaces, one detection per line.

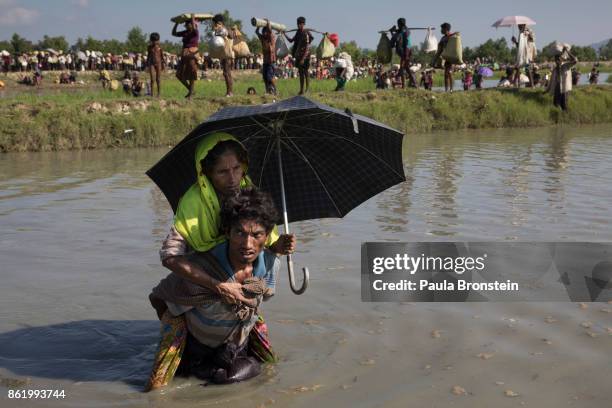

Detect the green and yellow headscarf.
xmin=174 ymin=132 xmax=278 ymax=252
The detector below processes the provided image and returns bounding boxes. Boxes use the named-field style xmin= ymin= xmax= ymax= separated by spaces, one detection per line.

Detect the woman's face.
xmin=185 ymin=22 xmax=193 ymax=31
xmin=207 ymin=151 xmax=245 ymax=197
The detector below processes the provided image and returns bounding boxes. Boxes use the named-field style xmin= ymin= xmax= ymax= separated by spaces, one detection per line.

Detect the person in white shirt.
xmin=512 ymin=24 xmax=536 ymax=87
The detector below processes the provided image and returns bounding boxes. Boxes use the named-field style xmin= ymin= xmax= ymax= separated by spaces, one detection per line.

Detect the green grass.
xmin=2 ymin=72 xmax=612 ymax=152
xmin=2 ymin=71 xmax=376 ymax=102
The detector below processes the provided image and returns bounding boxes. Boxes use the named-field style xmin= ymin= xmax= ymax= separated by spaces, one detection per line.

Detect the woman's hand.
xmin=273 ymin=233 xmax=296 ymax=255
xmin=216 ymin=282 xmax=247 ymax=304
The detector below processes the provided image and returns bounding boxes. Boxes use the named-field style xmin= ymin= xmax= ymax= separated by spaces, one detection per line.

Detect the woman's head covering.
xmin=174 ymin=132 xmax=278 ymax=252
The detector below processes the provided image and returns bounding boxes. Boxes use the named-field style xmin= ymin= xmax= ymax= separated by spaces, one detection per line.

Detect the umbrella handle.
xmin=276 ymin=135 xmax=309 ymax=295
xmin=286 ymin=254 xmax=309 ymax=295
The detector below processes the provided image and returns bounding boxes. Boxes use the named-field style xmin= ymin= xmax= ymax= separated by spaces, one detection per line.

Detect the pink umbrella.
xmin=492 ymin=16 xmax=536 ymax=28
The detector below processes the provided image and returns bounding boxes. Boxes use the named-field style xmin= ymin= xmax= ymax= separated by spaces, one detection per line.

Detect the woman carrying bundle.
xmin=172 ymin=14 xmax=199 ymax=99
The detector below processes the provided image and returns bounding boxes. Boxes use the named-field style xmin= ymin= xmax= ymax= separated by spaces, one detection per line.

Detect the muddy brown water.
xmin=0 ymin=125 xmax=611 ymax=407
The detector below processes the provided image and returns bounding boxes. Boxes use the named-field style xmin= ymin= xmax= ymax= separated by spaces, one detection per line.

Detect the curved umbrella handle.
xmin=286 ymin=254 xmax=309 ymax=295
xmin=276 ymin=135 xmax=309 ymax=295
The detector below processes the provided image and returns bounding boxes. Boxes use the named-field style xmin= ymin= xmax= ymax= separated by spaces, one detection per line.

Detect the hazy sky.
xmin=1 ymin=0 xmax=610 ymax=49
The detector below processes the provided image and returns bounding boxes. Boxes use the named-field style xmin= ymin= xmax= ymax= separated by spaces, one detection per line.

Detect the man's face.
xmin=207 ymin=152 xmax=244 ymax=197
xmin=228 ymin=220 xmax=269 ymax=264
xmin=298 ymin=22 xmax=305 ymax=30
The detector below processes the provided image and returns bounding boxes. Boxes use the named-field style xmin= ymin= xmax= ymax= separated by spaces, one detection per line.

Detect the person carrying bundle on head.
xmin=547 ymin=46 xmax=578 ymax=112
xmin=212 ymin=14 xmax=235 ymax=97
xmin=255 ymin=19 xmax=277 ymax=95
xmin=172 ymin=14 xmax=199 ymax=99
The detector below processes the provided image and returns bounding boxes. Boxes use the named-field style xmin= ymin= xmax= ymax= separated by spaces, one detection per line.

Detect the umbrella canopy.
xmin=492 ymin=15 xmax=536 ymax=28
xmin=478 ymin=66 xmax=494 ymax=77
xmin=147 ymin=96 xmax=406 ymax=223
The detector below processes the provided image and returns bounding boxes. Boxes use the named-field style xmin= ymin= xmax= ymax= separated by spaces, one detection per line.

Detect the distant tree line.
xmin=1 ymin=13 xmax=609 ymax=64
xmin=0 ymin=10 xmax=264 ymax=57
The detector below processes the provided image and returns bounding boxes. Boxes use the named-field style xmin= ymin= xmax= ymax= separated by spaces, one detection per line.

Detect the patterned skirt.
xmin=144 ymin=312 xmax=277 ymax=391
xmin=176 ymin=50 xmax=198 ymax=82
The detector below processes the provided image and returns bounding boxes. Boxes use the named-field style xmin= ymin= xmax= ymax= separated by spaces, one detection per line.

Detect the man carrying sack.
xmin=433 ymin=22 xmax=456 ymax=93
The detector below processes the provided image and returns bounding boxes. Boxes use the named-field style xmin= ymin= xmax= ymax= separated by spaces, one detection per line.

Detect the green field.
xmin=1 ymin=71 xmax=612 ymax=152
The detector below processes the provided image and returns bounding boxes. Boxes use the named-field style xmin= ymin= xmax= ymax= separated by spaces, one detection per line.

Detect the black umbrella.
xmin=147 ymin=96 xmax=406 ymax=294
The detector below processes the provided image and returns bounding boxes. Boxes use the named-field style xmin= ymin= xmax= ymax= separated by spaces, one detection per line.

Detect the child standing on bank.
xmin=147 ymin=32 xmax=163 ymax=97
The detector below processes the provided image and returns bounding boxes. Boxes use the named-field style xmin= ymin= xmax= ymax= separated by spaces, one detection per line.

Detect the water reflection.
xmin=429 ymin=148 xmax=460 ymax=234
xmin=542 ymin=127 xmax=570 ymax=210
xmin=502 ymin=143 xmax=532 ymax=230
xmin=1 ymin=126 xmax=612 ymax=246
xmin=375 ymin=175 xmax=414 ymax=234
xmin=149 ymin=185 xmax=173 ymax=243
xmin=366 ymin=125 xmax=612 ymax=240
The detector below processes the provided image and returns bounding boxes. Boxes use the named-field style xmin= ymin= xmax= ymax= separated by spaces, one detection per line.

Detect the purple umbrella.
xmin=478 ymin=67 xmax=494 ymax=77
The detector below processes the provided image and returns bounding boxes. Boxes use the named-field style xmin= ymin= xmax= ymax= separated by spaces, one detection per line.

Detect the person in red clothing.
xmin=172 ymin=14 xmax=199 ymax=99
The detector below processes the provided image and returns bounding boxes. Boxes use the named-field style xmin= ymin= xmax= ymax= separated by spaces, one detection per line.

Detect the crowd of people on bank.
xmin=2 ymin=14 xmax=607 ymax=110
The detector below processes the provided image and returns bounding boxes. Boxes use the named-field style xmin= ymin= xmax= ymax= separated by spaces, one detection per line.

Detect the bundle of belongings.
xmin=422 ymin=28 xmax=438 ymax=53
xmin=316 ymin=33 xmax=336 ymax=59
xmin=171 ymin=13 xmax=214 ymax=23
xmin=232 ymin=26 xmax=251 ymax=58
xmin=440 ymin=32 xmax=463 ymax=65
xmin=376 ymin=32 xmax=392 ymax=64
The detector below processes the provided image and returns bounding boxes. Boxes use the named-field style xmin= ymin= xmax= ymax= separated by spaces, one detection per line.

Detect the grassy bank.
xmin=1 ymin=79 xmax=612 ymax=152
